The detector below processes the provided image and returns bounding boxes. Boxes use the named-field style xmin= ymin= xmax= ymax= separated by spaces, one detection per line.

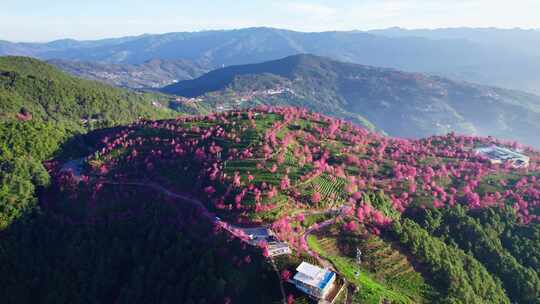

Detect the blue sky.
xmin=2 ymin=0 xmax=540 ymax=42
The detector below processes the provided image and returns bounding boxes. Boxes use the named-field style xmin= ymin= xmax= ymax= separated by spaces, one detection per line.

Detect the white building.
xmin=239 ymin=227 xmax=292 ymax=257
xmin=267 ymin=242 xmax=292 ymax=257
xmin=291 ymin=262 xmax=336 ymax=300
xmin=475 ymin=146 xmax=530 ymax=168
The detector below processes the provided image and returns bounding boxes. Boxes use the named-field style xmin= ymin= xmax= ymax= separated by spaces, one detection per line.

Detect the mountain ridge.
xmin=3 ymin=27 xmax=540 ymax=94
xmin=163 ymin=54 xmax=540 ymax=147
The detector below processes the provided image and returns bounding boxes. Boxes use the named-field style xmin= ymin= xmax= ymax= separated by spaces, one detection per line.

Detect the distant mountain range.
xmin=368 ymin=27 xmax=540 ymax=57
xmin=163 ymin=54 xmax=540 ymax=147
xmin=48 ymin=58 xmax=208 ymax=89
xmin=2 ymin=27 xmax=540 ymax=93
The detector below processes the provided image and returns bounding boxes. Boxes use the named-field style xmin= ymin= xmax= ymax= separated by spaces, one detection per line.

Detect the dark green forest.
xmin=0 ymin=56 xmax=179 ymax=229
xmin=392 ymin=206 xmax=540 ymax=303
xmin=0 ymin=184 xmax=280 ymax=304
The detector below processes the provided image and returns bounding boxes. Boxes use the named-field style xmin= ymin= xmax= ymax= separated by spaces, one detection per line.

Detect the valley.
xmin=4 ymin=27 xmax=540 ymax=94
xmin=48 ymin=58 xmax=208 ymax=89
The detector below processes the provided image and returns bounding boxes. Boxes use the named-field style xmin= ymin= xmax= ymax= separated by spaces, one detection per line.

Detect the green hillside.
xmin=1 ymin=56 xmax=540 ymax=303
xmin=0 ymin=185 xmax=281 ymax=304
xmin=163 ymin=54 xmax=540 ymax=147
xmin=0 ymin=56 xmax=183 ymax=128
xmin=0 ymin=56 xmax=199 ymax=229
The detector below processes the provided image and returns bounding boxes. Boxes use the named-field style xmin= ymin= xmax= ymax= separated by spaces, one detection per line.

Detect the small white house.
xmin=238 ymin=227 xmax=292 ymax=257
xmin=475 ymin=146 xmax=530 ymax=168
xmin=291 ymin=262 xmax=336 ymax=299
xmin=267 ymin=242 xmax=292 ymax=257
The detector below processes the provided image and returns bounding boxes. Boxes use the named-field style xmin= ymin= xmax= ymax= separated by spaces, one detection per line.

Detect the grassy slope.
xmin=307 ymin=234 xmax=417 ymax=304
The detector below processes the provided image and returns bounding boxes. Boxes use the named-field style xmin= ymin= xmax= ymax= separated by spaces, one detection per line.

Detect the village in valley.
xmin=169 ymin=86 xmax=298 ymax=112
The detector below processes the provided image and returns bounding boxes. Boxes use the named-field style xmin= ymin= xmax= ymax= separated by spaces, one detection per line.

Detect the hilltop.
xmin=1 ymin=57 xmax=276 ymax=304
xmin=2 ymin=27 xmax=540 ymax=93
xmin=1 ymin=54 xmax=540 ymax=303
xmin=18 ymin=106 xmax=538 ymax=303
xmin=163 ymin=54 xmax=540 ymax=147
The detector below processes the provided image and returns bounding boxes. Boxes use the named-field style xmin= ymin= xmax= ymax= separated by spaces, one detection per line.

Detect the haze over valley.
xmin=2 ymin=27 xmax=540 ymax=94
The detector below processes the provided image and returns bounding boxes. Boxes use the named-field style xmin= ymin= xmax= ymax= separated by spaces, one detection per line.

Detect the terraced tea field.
xmin=308 ymin=228 xmax=438 ymax=304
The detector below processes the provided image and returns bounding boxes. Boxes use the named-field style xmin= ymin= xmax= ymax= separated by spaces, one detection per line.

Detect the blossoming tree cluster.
xmin=58 ymin=106 xmax=539 ymax=240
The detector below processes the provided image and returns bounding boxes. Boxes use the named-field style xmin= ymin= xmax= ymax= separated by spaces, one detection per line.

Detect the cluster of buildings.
xmin=228 ymin=226 xmax=341 ymax=301
xmin=170 ymin=96 xmax=204 ymax=105
xmin=171 ymin=86 xmax=297 ymax=112
xmin=475 ymin=146 xmax=530 ymax=168
xmin=236 ymin=227 xmax=340 ymax=300
xmin=233 ymin=87 xmax=296 ymax=103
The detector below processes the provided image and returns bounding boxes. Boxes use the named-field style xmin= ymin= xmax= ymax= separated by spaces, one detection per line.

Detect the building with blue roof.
xmin=291 ymin=262 xmax=337 ymax=299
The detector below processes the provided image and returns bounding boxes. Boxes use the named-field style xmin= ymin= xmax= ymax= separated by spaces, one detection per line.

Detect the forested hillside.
xmin=0 ymin=56 xmax=181 ymax=128
xmin=1 ymin=55 xmax=540 ymax=303
xmin=14 ymin=106 xmax=536 ymax=303
xmin=0 ymin=56 xmax=196 ymax=229
xmin=0 ymin=183 xmax=281 ymax=304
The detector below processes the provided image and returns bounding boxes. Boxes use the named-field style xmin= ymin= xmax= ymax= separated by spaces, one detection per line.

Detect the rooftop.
xmin=294 ymin=262 xmax=335 ymax=290
xmin=475 ymin=146 xmax=530 ymax=166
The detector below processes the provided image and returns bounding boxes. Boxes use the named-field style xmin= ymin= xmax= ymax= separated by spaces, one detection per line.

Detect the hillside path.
xmin=102 ymin=179 xmax=287 ymax=304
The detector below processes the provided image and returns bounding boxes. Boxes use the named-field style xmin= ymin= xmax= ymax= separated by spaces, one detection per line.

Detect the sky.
xmin=2 ymin=0 xmax=540 ymax=42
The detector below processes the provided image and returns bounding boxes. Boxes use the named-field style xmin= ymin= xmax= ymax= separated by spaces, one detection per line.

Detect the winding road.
xmin=106 ymin=179 xmax=353 ymax=304
xmin=301 ymin=218 xmax=339 ymax=271
xmin=62 ymin=157 xmax=345 ymax=304
xmin=101 ymin=180 xmax=288 ymax=304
